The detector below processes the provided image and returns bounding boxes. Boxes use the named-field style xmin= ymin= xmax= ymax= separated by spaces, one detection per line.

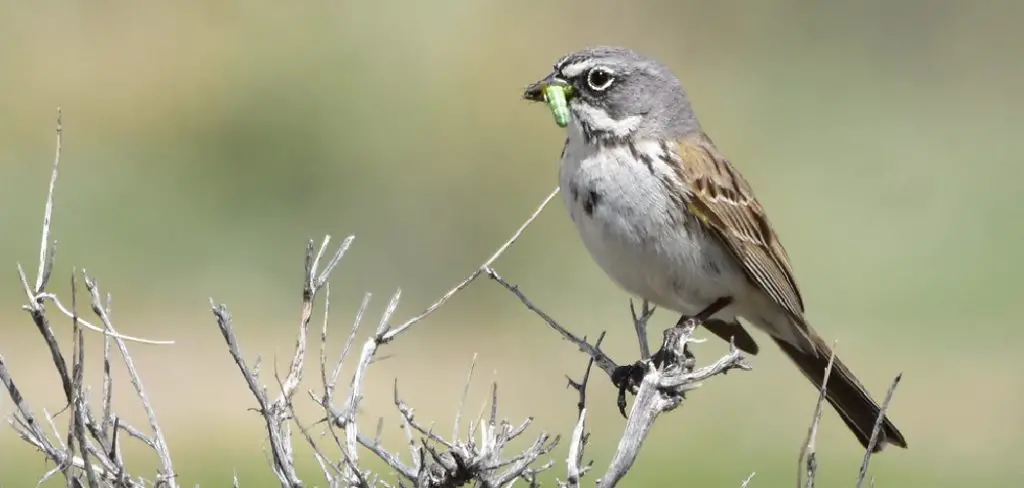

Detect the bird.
xmin=522 ymin=46 xmax=907 ymax=452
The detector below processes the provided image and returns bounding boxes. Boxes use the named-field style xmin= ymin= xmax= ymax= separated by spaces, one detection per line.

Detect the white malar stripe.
xmin=573 ymin=103 xmax=643 ymax=137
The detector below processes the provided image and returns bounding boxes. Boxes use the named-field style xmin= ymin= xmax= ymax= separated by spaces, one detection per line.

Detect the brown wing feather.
xmin=668 ymin=135 xmax=908 ymax=450
xmin=670 ymin=134 xmax=806 ymax=321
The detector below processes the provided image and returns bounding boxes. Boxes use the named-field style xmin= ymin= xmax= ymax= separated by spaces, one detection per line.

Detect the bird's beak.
xmin=523 ymin=73 xmax=570 ymax=102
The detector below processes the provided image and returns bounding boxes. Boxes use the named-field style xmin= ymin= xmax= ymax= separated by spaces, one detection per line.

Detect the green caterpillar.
xmin=543 ymin=85 xmax=572 ymax=128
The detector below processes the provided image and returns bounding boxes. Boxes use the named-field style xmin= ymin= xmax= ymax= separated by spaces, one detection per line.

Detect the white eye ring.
xmin=586 ymin=67 xmax=616 ymax=91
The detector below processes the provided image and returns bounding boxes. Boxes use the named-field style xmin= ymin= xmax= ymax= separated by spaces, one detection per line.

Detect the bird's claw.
xmin=611 ymin=361 xmax=646 ymax=418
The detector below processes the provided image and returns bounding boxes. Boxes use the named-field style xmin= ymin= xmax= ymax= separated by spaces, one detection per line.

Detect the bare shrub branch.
xmin=2 ymin=110 xmax=178 ymax=487
xmin=4 ymin=112 xmax=907 ymax=488
xmin=487 ymin=266 xmax=751 ymax=487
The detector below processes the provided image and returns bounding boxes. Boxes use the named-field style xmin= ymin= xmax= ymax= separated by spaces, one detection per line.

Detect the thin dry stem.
xmin=797 ymin=343 xmax=837 ymax=488
xmin=83 ymin=275 xmax=177 ymax=485
xmin=34 ymin=107 xmax=61 ymax=294
xmin=485 ymin=267 xmax=620 ymax=379
xmin=380 ymin=187 xmax=560 ymax=342
xmin=856 ymin=374 xmax=903 ymax=488
xmin=629 ymin=300 xmax=655 ymax=360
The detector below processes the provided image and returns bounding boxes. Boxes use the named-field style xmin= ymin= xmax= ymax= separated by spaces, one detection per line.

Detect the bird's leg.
xmin=611 ymin=299 xmax=657 ymax=417
xmin=653 ymin=296 xmax=733 ymax=367
xmin=685 ymin=296 xmax=733 ymax=325
xmin=612 ymin=296 xmax=734 ymax=418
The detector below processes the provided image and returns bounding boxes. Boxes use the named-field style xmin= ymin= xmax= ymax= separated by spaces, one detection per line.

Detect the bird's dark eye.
xmin=586 ymin=67 xmax=615 ymax=91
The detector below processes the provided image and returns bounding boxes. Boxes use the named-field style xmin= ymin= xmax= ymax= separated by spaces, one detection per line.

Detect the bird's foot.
xmin=611 ymin=297 xmax=734 ymax=418
xmin=611 ymin=360 xmax=646 ymax=418
xmin=611 ymin=348 xmax=693 ymax=417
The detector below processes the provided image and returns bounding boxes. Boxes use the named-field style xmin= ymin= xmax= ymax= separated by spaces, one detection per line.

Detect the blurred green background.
xmin=2 ymin=1 xmax=1022 ymax=486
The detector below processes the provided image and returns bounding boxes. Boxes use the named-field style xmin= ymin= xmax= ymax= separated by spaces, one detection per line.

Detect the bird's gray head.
xmin=524 ymin=46 xmax=701 ymax=141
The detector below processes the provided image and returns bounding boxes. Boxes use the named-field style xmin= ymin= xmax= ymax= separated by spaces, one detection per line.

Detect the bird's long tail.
xmin=772 ymin=334 xmax=908 ymax=452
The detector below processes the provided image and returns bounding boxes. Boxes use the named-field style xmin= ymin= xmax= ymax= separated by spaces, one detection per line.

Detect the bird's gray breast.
xmin=558 ymin=130 xmax=742 ymax=313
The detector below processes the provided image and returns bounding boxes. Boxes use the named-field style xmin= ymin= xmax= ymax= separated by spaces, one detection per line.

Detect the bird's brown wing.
xmin=668 ymin=135 xmax=908 ymax=450
xmin=669 ymin=133 xmax=806 ymax=323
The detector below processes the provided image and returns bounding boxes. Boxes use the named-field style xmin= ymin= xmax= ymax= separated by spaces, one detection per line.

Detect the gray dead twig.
xmin=211 ymin=190 xmax=568 ymax=487
xmin=487 ymin=271 xmax=751 ymax=488
xmin=3 ymin=108 xmax=177 ymax=488
xmin=856 ymin=374 xmax=903 ymax=488
xmin=797 ymin=343 xmax=837 ymax=488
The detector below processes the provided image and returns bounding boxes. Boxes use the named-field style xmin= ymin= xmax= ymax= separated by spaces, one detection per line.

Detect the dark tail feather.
xmin=702 ymin=318 xmax=760 ymax=355
xmin=772 ymin=336 xmax=908 ymax=452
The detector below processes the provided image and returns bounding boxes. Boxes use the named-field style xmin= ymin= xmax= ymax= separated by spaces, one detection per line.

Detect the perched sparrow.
xmin=523 ymin=46 xmax=907 ymax=452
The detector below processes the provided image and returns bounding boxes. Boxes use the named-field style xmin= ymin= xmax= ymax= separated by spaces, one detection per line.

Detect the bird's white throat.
xmin=570 ymin=102 xmax=644 ymax=138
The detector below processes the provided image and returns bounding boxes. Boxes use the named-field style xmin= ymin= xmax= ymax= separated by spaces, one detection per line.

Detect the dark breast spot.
xmin=581 ymin=190 xmax=602 ymax=217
